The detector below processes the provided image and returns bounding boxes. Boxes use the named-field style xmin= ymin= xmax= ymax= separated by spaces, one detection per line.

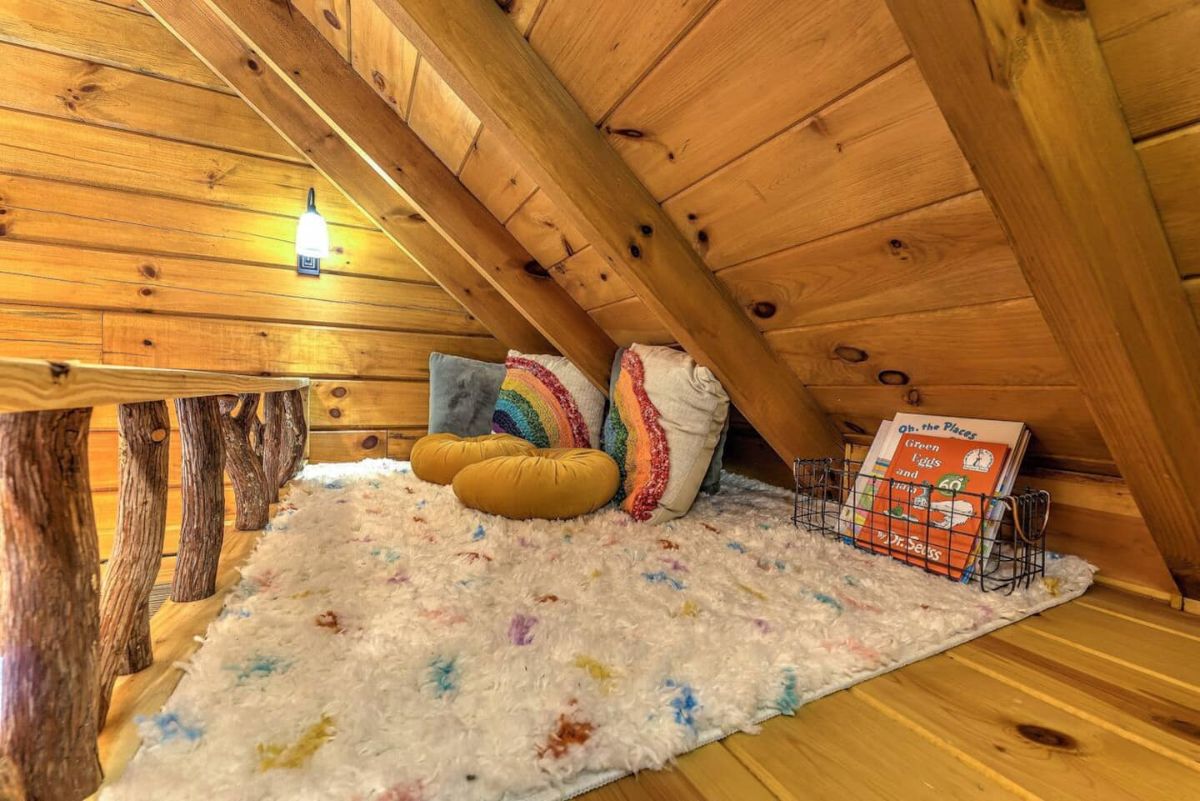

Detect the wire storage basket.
xmin=793 ymin=457 xmax=1049 ymax=594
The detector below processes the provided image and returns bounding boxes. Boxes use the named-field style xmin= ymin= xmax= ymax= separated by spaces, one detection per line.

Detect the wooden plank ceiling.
xmin=153 ymin=0 xmax=1200 ymax=594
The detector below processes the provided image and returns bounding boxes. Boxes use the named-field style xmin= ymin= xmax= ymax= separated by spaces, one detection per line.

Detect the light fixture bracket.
xmin=297 ymin=254 xmax=321 ymax=276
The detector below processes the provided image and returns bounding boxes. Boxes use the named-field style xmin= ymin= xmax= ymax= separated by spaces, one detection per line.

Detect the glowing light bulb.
xmin=296 ymin=188 xmax=328 ymax=275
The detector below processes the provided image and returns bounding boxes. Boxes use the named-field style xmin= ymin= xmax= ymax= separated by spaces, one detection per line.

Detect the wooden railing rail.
xmin=0 ymin=358 xmax=309 ymax=801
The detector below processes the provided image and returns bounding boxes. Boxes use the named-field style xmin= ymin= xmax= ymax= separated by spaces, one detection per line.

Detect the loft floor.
xmin=102 ymin=536 xmax=1200 ymax=801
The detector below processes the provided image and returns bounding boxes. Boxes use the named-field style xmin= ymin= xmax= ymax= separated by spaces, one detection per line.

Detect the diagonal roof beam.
xmin=143 ymin=0 xmax=617 ymax=388
xmin=884 ymin=0 xmax=1200 ymax=596
xmin=370 ymin=0 xmax=842 ymax=462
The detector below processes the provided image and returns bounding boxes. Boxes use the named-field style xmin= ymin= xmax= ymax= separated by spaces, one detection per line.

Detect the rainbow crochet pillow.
xmin=603 ymin=344 xmax=730 ymax=524
xmin=491 ymin=352 xmax=605 ymax=449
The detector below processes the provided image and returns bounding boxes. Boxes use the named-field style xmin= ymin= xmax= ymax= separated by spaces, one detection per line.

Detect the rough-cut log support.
xmin=121 ymin=598 xmax=153 ymax=675
xmin=218 ymin=394 xmax=269 ymax=530
xmin=263 ymin=389 xmax=306 ymax=494
xmin=262 ymin=391 xmax=284 ymax=503
xmin=280 ymin=388 xmax=307 ymax=485
xmin=97 ymin=400 xmax=170 ymax=726
xmin=172 ymin=395 xmax=226 ymax=602
xmin=0 ymin=408 xmax=102 ymax=801
xmin=249 ymin=412 xmax=265 ymax=464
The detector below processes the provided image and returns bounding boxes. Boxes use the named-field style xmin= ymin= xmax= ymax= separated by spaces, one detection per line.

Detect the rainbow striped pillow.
xmin=603 ymin=345 xmax=730 ymax=524
xmin=491 ymin=352 xmax=605 ymax=449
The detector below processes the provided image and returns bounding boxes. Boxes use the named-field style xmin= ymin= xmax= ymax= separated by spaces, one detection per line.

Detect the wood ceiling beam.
xmin=139 ymin=0 xmax=613 ymax=380
xmin=884 ymin=0 xmax=1200 ymax=596
xmin=371 ymin=0 xmax=843 ymax=462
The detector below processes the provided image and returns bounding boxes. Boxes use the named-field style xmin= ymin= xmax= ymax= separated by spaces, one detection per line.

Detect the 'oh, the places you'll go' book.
xmin=859 ymin=433 xmax=1009 ymax=581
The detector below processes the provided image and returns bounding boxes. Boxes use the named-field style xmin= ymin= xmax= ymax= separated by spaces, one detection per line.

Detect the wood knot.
xmin=1041 ymin=0 xmax=1087 ymax=13
xmin=322 ymin=9 xmax=342 ymax=28
xmin=696 ymin=230 xmax=709 ymax=244
xmin=888 ymin=238 xmax=909 ymax=257
xmin=629 ymin=244 xmax=641 ymax=259
xmin=639 ymin=224 xmax=653 ymax=236
xmin=751 ymin=301 xmax=776 ymax=319
xmin=1161 ymin=716 xmax=1200 ymax=740
xmin=842 ymin=420 xmax=867 ymax=435
xmin=371 ymin=69 xmax=387 ymax=92
xmin=139 ymin=264 xmax=158 ymax=279
xmin=361 ymin=435 xmax=380 ymax=450
xmin=142 ymin=339 xmax=153 ymax=347
xmin=1016 ymin=724 xmax=1077 ymax=750
xmin=331 ymin=386 xmax=348 ymax=398
xmin=494 ymin=0 xmax=514 ymax=11
xmin=833 ymin=345 xmax=868 ymax=363
xmin=139 ymin=287 xmax=153 ymax=297
xmin=905 ymin=388 xmax=922 ymax=406
xmin=608 ymin=127 xmax=644 ymax=139
xmin=329 ymin=408 xmax=342 ymax=419
xmin=524 ymin=261 xmax=551 ymax=278
xmin=245 ymin=56 xmax=263 ymax=74
xmin=150 ymin=428 xmax=168 ymax=443
xmin=48 ymin=362 xmax=71 ymax=379
xmin=877 ymin=370 xmax=910 ymax=385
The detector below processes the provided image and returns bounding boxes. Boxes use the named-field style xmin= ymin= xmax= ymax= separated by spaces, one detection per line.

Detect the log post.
xmin=121 ymin=598 xmax=153 ymax=675
xmin=262 ymin=391 xmax=284 ymax=503
xmin=97 ymin=400 xmax=169 ymax=726
xmin=218 ymin=394 xmax=270 ymax=530
xmin=172 ymin=396 xmax=226 ymax=602
xmin=280 ymin=388 xmax=307 ymax=484
xmin=0 ymin=408 xmax=102 ymax=801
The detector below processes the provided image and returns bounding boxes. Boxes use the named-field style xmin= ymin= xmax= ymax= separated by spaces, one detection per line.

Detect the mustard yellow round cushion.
xmin=410 ymin=432 xmax=535 ymax=485
xmin=453 ymin=448 xmax=620 ymax=520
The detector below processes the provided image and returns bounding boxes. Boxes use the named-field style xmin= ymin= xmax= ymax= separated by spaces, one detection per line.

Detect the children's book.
xmin=838 ymin=420 xmax=891 ymax=540
xmin=858 ymin=433 xmax=1009 ymax=580
xmin=839 ymin=414 xmax=1028 ymax=579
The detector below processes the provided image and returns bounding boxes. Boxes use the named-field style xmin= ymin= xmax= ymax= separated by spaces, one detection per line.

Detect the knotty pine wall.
xmin=0 ymin=0 xmax=505 ymax=577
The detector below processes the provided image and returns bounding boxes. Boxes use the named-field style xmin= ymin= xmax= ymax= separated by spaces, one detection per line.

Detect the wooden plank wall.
xmin=0 ymin=0 xmax=507 ymax=571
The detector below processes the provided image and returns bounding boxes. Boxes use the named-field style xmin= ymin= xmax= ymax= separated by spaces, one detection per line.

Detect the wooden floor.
xmin=102 ymin=539 xmax=1200 ymax=800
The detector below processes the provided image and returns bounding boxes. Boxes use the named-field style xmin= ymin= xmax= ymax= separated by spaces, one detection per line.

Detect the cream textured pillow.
xmin=491 ymin=351 xmax=606 ymax=449
xmin=602 ymin=344 xmax=730 ymax=524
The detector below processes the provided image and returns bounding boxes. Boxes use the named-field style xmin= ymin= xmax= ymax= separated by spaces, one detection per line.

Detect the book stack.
xmin=839 ymin=414 xmax=1030 ymax=582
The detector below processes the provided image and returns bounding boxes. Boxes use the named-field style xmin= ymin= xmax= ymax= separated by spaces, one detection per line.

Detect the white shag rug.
xmin=105 ymin=460 xmax=1093 ymax=801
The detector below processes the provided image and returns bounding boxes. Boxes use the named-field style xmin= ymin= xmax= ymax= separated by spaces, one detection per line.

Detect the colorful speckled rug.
xmin=104 ymin=460 xmax=1093 ymax=801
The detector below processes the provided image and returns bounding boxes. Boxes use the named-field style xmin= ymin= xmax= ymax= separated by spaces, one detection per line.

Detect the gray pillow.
xmin=427 ymin=353 xmax=506 ymax=437
xmin=602 ymin=347 xmax=728 ymax=494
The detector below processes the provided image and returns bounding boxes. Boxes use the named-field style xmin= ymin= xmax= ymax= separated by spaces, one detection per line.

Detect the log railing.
xmin=0 ymin=358 xmax=309 ymax=801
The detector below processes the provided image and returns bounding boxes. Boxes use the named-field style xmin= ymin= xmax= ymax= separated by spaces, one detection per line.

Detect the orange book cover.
xmin=858 ymin=433 xmax=1009 ymax=580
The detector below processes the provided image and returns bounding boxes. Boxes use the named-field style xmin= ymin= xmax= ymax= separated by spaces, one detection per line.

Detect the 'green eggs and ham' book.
xmin=840 ymin=413 xmax=1030 ymax=581
xmin=859 ymin=433 xmax=1009 ymax=581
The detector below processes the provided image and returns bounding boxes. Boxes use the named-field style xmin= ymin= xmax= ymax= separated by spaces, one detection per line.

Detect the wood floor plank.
xmin=583 ymin=741 xmax=778 ymax=801
xmin=855 ymin=653 xmax=1200 ymax=799
xmin=1025 ymin=603 xmax=1200 ymax=690
xmin=724 ymin=691 xmax=1023 ymax=800
xmin=1075 ymin=586 xmax=1200 ymax=640
xmin=953 ymin=626 xmax=1200 ymax=767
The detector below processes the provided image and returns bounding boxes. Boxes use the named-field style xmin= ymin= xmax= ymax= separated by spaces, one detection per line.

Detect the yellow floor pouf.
xmin=410 ymin=432 xmax=535 ymax=485
xmin=453 ymin=448 xmax=620 ymax=520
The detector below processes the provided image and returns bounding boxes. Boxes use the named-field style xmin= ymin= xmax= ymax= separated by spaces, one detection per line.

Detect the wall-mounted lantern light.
xmin=296 ymin=187 xmax=329 ymax=276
